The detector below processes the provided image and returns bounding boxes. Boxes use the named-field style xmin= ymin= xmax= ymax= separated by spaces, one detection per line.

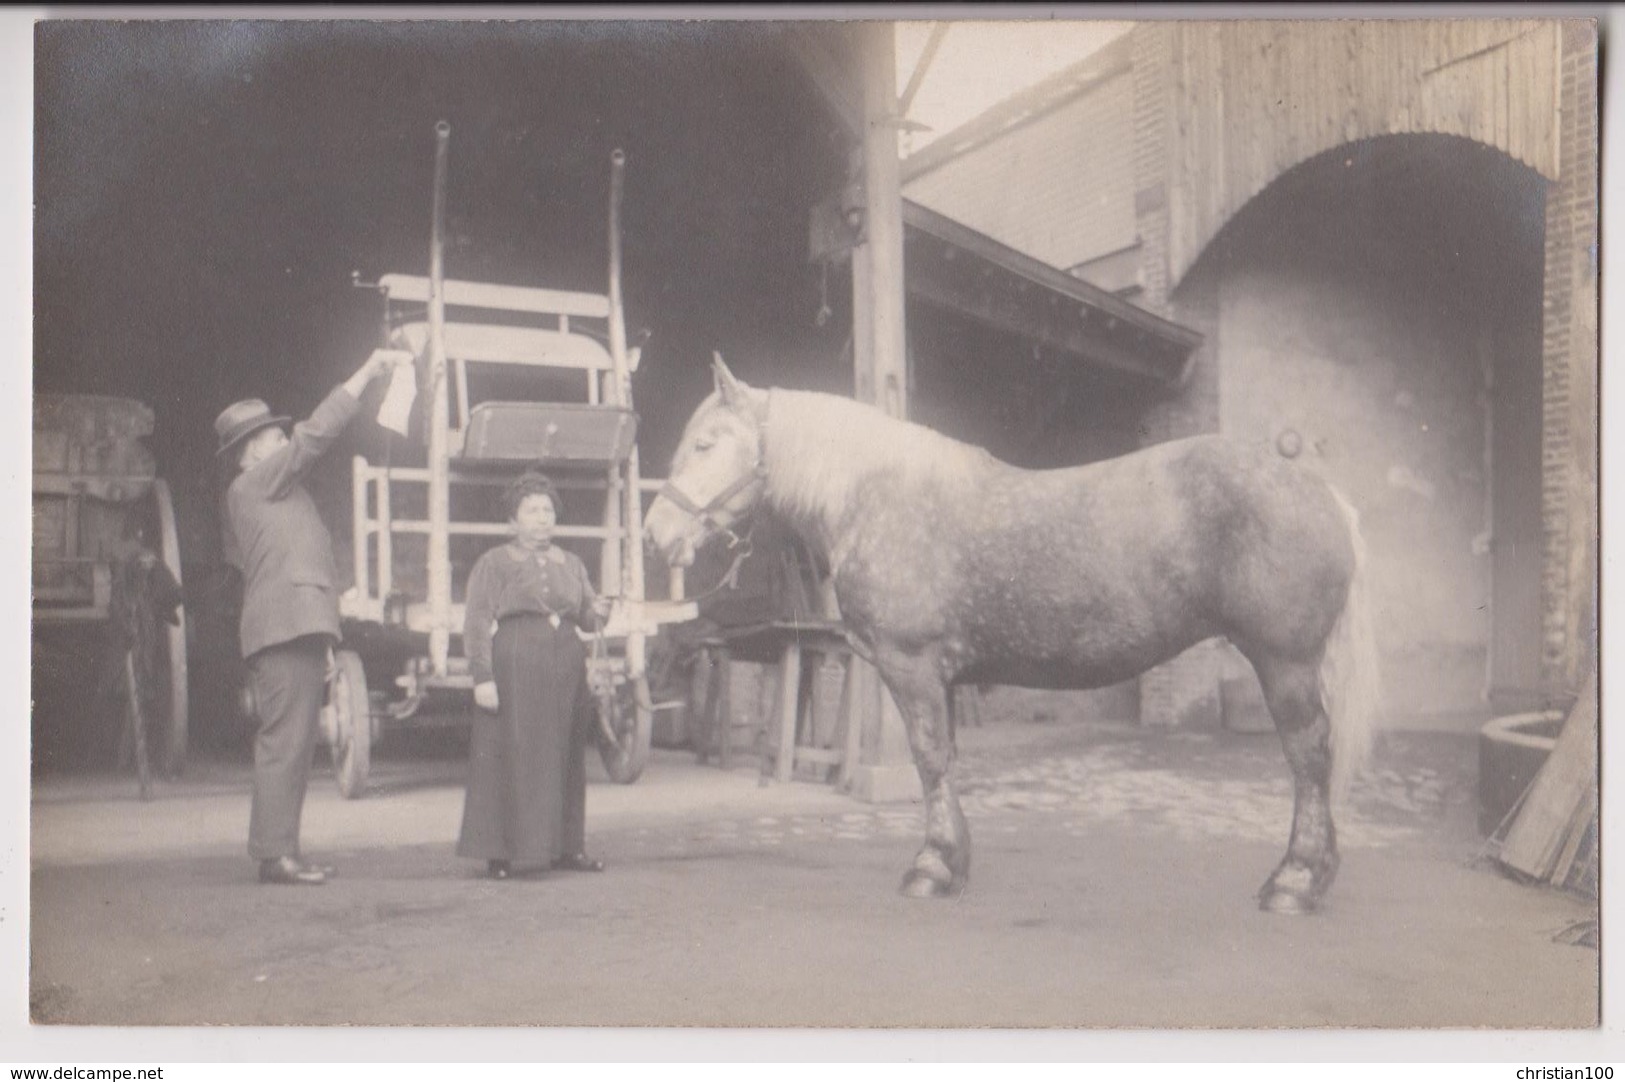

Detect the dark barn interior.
xmin=34 ymin=21 xmax=856 ymax=767
xmin=34 ymin=20 xmax=1155 ymax=770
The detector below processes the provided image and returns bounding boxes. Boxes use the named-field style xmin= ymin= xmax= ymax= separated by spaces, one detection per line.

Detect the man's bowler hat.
xmin=214 ymin=399 xmax=290 ymax=458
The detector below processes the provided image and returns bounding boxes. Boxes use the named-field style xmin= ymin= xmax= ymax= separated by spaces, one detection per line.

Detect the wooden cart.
xmin=33 ymin=394 xmax=189 ymax=787
xmin=327 ymin=123 xmax=693 ymax=798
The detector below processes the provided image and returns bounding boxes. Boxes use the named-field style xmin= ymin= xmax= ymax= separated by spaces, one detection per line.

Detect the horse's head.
xmin=645 ymin=353 xmax=770 ymax=569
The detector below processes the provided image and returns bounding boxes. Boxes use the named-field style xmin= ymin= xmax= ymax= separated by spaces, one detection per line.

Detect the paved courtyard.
xmin=24 ymin=711 xmax=1601 ymax=1036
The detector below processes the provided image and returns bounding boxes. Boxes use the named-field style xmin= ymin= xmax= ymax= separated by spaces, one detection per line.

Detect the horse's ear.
xmin=712 ymin=351 xmax=751 ymax=409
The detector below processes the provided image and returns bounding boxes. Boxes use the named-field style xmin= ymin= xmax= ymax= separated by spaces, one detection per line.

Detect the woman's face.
xmin=512 ymin=492 xmax=558 ymax=547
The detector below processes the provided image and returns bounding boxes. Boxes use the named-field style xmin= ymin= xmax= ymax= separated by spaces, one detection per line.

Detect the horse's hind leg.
xmin=876 ymin=654 xmax=969 ymax=899
xmin=1252 ymin=654 xmax=1339 ymax=915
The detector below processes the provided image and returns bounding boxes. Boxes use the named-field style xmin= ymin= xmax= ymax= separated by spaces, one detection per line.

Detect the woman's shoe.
xmin=259 ymin=856 xmax=327 ymax=886
xmin=487 ymin=860 xmax=512 ymax=880
xmin=552 ymin=853 xmax=604 ymax=873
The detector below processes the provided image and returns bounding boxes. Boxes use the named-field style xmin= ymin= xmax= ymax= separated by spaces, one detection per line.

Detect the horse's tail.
xmin=1321 ymin=488 xmax=1382 ymax=805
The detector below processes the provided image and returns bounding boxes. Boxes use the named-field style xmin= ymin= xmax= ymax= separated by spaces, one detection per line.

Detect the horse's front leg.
xmin=874 ymin=653 xmax=969 ymax=899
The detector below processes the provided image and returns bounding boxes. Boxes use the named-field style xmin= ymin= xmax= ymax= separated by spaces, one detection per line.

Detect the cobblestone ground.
xmin=624 ymin=718 xmax=1479 ymax=863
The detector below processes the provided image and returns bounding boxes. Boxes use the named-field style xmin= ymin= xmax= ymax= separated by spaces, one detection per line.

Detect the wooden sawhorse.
xmin=693 ymin=620 xmax=861 ymax=785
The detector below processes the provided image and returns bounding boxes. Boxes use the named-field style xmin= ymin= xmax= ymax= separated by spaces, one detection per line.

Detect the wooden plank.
xmin=383 ymin=520 xmax=623 ymax=540
xmin=378 ymin=273 xmax=610 ymax=318
xmin=1552 ymin=784 xmax=1596 ymax=883
xmin=1499 ymin=670 xmax=1599 ymax=879
xmin=394 ymin=322 xmax=614 ymax=370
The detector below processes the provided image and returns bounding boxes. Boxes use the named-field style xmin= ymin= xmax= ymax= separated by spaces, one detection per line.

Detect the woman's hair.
xmin=504 ymin=470 xmax=562 ymax=520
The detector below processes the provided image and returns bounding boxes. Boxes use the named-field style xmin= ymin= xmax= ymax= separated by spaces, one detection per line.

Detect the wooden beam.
xmin=377 ymin=273 xmax=610 ymax=318
xmin=856 ymin=24 xmax=909 ymax=418
xmin=898 ymin=22 xmax=949 ymax=120
xmin=847 ymin=21 xmax=921 ymax=804
xmin=783 ymin=25 xmax=864 ymax=141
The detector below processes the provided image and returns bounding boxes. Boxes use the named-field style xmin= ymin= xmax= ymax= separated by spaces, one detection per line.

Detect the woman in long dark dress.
xmin=458 ymin=472 xmax=611 ymax=880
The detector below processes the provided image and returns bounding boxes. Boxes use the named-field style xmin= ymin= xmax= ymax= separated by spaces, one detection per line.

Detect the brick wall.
xmin=1539 ymin=21 xmax=1599 ymax=695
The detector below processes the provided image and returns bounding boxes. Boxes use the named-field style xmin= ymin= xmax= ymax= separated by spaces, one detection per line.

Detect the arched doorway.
xmin=1181 ymin=133 xmax=1547 ymax=725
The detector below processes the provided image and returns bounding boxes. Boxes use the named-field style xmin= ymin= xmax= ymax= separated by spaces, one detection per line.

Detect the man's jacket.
xmin=224 ymin=386 xmax=359 ymax=659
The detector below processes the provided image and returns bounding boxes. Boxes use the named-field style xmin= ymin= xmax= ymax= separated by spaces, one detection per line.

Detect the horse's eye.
xmin=693 ymin=438 xmax=714 ymax=453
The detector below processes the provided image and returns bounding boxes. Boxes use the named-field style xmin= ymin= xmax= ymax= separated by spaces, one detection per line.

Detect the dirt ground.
xmin=26 ymin=711 xmax=1600 ymax=1034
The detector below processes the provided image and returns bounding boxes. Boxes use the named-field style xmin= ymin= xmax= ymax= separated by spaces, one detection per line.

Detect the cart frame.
xmin=327 ymin=124 xmax=692 ymax=797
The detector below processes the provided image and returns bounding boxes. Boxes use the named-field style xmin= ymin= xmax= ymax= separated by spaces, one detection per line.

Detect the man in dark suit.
xmin=216 ymin=350 xmax=406 ymax=885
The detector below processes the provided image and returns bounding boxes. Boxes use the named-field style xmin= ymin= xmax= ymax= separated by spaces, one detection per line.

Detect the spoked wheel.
xmin=151 ymin=478 xmax=189 ymax=777
xmin=322 ymin=649 xmax=372 ymax=799
xmin=593 ymin=671 xmax=652 ymax=785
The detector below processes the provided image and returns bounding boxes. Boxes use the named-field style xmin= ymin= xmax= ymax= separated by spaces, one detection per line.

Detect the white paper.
xmin=375 ymin=355 xmax=418 ymax=437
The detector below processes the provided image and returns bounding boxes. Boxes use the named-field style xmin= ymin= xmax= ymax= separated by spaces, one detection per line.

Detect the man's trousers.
xmin=246 ymin=635 xmax=329 ymax=861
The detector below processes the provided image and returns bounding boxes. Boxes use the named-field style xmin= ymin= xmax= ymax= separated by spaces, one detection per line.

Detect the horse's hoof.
xmin=1258 ymin=859 xmax=1330 ymax=914
xmin=1258 ymin=887 xmax=1319 ymax=915
xmin=899 ymin=870 xmax=954 ymax=899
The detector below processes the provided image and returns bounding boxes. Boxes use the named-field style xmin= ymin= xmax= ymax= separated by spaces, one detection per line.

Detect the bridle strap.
xmin=659 ymin=465 xmax=763 ymax=521
xmin=658 ymin=391 xmax=769 ymax=562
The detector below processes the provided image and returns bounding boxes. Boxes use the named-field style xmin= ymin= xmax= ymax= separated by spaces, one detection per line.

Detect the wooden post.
xmin=352 ymin=456 xmax=368 ymax=610
xmin=774 ymin=640 xmax=803 ymax=783
xmin=603 ymin=150 xmax=630 ymax=604
xmin=846 ymin=22 xmax=923 ymax=804
xmin=426 ymin=120 xmax=453 ymax=675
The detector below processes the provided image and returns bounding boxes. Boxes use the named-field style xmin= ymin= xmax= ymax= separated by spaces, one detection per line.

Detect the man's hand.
xmin=366 ymin=348 xmax=414 ymax=381
xmin=343 ymin=348 xmax=413 ymax=398
xmin=473 ymin=681 xmax=499 ymax=712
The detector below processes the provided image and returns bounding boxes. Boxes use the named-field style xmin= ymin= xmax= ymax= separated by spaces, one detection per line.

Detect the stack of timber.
xmin=1495 ymin=670 xmax=1598 ymax=897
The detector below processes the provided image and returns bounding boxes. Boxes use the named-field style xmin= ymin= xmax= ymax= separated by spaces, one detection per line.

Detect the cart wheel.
xmin=152 ymin=478 xmax=189 ymax=777
xmin=595 ymin=673 xmax=652 ymax=785
xmin=326 ymin=649 xmax=372 ymax=799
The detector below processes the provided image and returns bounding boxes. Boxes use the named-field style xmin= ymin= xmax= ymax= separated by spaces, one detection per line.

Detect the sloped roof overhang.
xmin=903 ymin=200 xmax=1200 ymax=387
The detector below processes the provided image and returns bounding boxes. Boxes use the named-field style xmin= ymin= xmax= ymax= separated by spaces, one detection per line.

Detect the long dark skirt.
xmin=457 ymin=614 xmax=593 ymax=867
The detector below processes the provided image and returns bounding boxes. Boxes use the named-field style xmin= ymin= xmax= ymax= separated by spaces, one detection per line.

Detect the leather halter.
xmin=657 ymin=396 xmax=769 ymax=549
xmin=657 ymin=462 xmax=766 ymax=549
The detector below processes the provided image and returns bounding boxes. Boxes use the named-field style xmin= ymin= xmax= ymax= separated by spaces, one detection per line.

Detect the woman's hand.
xmin=591 ymin=596 xmax=614 ymax=624
xmin=473 ymin=681 xmax=499 ymax=712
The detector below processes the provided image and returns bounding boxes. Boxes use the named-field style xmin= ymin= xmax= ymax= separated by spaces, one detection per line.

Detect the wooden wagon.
xmin=33 ymin=393 xmax=188 ymax=787
xmin=322 ymin=124 xmax=694 ymax=798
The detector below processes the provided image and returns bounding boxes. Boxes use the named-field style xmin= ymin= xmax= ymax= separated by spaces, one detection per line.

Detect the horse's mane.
xmin=762 ymin=388 xmax=993 ymax=526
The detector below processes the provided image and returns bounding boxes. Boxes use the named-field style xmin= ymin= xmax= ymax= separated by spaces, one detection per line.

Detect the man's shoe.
xmin=259 ymin=856 xmax=328 ymax=885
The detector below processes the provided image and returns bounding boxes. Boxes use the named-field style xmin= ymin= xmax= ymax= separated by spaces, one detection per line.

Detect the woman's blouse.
xmin=462 ymin=542 xmax=603 ymax=684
